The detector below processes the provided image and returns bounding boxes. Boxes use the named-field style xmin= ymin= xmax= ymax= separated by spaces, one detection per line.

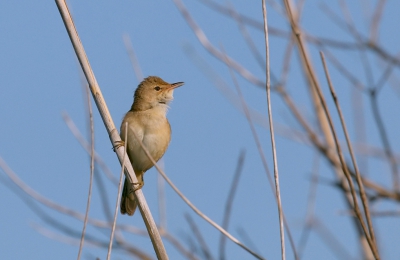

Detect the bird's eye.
xmin=154 ymin=86 xmax=161 ymax=91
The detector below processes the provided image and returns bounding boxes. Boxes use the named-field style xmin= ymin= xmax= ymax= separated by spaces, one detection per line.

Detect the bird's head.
xmin=131 ymin=76 xmax=184 ymax=111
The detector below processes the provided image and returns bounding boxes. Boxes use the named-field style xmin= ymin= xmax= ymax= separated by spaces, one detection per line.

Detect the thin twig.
xmin=163 ymin=232 xmax=199 ymax=260
xmin=123 ymin=34 xmax=144 ymax=82
xmin=351 ymin=88 xmax=368 ymax=175
xmin=279 ymin=38 xmax=294 ymax=87
xmin=297 ymin=154 xmax=320 ymax=257
xmin=227 ymin=4 xmax=265 ymax=71
xmin=369 ymin=90 xmax=399 ymax=191
xmin=322 ymin=48 xmax=365 ymax=91
xmin=157 ymin=160 xmax=167 ymax=231
xmin=237 ymin=228 xmax=262 ymax=256
xmin=313 ymin=218 xmax=355 ymax=259
xmin=185 ymin=214 xmax=214 ymax=260
xmin=77 ymin=83 xmax=95 ymax=260
xmin=198 ymin=0 xmax=288 ymax=38
xmin=320 ymin=51 xmax=378 ymax=252
xmin=370 ymin=0 xmax=387 ymax=42
xmin=338 ymin=0 xmax=374 ymax=88
xmin=94 ymin=168 xmax=114 ymax=221
xmin=62 ymin=113 xmax=119 ymax=185
xmin=262 ymin=1 xmax=285 ymax=259
xmin=219 ymin=150 xmax=246 ymax=260
xmin=54 ymin=1 xmax=167 ymax=258
xmin=107 ymin=123 xmax=128 ymax=259
xmin=80 ymin=74 xmax=116 ymax=222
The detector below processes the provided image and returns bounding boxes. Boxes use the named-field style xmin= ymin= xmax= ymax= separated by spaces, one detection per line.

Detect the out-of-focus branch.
xmin=297 ymin=154 xmax=320 ymax=257
xmin=62 ymin=113 xmax=119 ymax=186
xmin=370 ymin=0 xmax=386 ymax=43
xmin=219 ymin=150 xmax=246 ymax=260
xmin=185 ymin=214 xmax=214 ymax=260
xmin=312 ymin=218 xmax=355 ymax=259
xmin=369 ymin=90 xmax=399 ymax=191
xmin=123 ymin=34 xmax=144 ymax=83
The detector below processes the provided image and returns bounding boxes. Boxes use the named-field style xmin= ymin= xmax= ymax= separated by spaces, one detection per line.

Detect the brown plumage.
xmin=120 ymin=76 xmax=184 ymax=215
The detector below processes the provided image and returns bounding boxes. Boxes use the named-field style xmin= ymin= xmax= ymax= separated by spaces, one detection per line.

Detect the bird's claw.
xmin=113 ymin=140 xmax=125 ymax=152
xmin=132 ymin=181 xmax=144 ymax=192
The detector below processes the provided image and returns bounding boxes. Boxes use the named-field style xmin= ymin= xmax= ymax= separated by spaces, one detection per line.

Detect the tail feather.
xmin=120 ymin=178 xmax=137 ymax=216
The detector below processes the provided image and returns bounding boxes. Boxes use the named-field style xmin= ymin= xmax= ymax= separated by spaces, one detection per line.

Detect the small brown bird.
xmin=119 ymin=76 xmax=184 ymax=215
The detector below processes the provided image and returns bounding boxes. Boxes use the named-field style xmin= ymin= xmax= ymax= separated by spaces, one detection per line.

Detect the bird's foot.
xmin=113 ymin=140 xmax=125 ymax=152
xmin=132 ymin=181 xmax=144 ymax=192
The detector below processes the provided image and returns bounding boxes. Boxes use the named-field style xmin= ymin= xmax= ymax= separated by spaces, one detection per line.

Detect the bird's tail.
xmin=120 ymin=178 xmax=137 ymax=216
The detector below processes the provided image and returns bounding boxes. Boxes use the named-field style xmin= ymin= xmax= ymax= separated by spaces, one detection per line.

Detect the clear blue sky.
xmin=1 ymin=1 xmax=400 ymax=259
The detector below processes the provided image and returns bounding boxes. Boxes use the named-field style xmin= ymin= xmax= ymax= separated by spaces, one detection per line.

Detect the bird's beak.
xmin=169 ymin=82 xmax=184 ymax=90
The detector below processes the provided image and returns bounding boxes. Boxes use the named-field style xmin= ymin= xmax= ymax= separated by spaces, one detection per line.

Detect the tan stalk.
xmin=262 ymin=1 xmax=285 ymax=259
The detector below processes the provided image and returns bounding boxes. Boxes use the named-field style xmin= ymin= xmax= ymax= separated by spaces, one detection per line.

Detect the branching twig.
xmin=314 ymin=52 xmax=379 ymax=258
xmin=320 ymin=51 xmax=378 ymax=252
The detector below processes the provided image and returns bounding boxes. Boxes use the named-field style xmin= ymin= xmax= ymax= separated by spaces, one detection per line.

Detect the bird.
xmin=118 ymin=76 xmax=184 ymax=216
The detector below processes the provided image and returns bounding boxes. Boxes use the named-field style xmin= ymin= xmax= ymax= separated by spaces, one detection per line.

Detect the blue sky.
xmin=1 ymin=1 xmax=400 ymax=259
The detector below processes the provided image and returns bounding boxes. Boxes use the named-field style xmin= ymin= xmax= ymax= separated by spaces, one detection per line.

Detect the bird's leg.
xmin=113 ymin=140 xmax=125 ymax=152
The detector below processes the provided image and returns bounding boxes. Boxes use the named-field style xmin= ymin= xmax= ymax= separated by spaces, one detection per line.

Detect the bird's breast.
xmin=121 ymin=110 xmax=171 ymax=173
